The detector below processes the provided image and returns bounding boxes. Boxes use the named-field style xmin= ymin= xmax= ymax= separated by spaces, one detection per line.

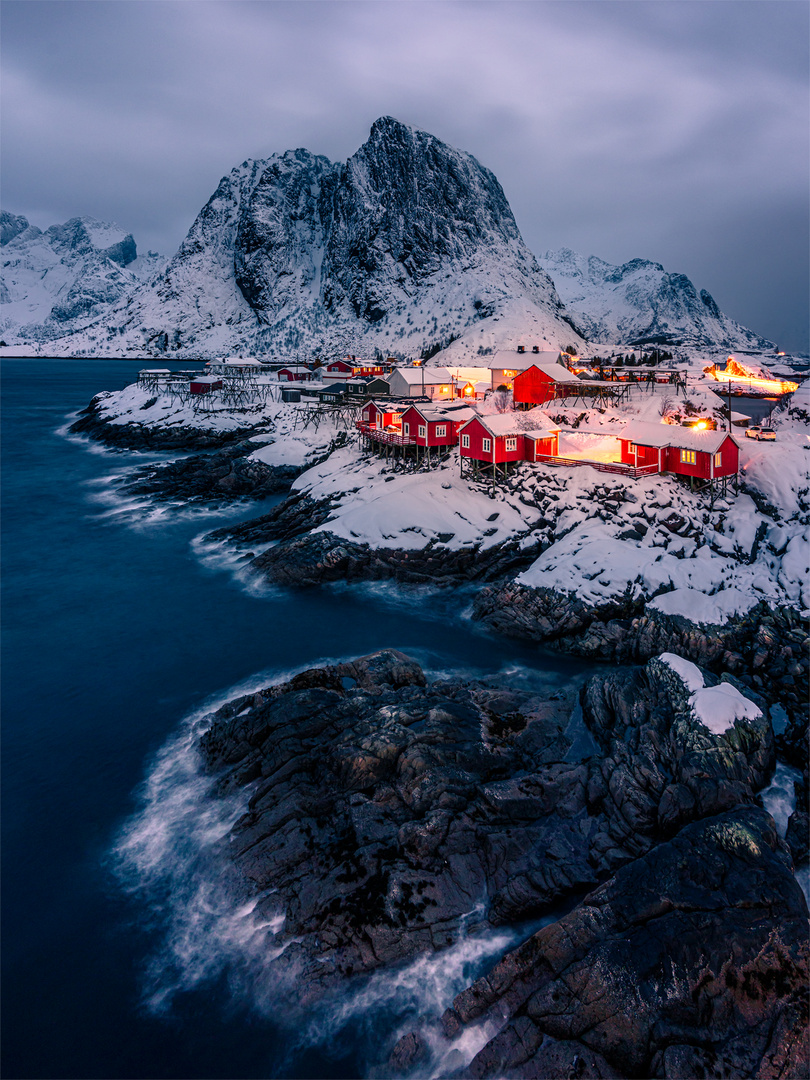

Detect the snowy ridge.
xmin=0 ymin=211 xmax=166 ymax=342
xmin=538 ymin=247 xmax=772 ymax=351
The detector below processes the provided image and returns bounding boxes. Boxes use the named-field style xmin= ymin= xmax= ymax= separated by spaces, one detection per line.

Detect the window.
xmin=714 ymin=451 xmax=722 ymax=467
xmin=680 ymin=449 xmax=696 ymax=465
xmin=418 ymin=425 xmax=427 ymax=438
xmin=503 ymin=369 xmax=517 ymax=377
xmin=403 ymin=422 xmax=410 ymax=436
xmin=505 ymin=437 xmax=517 ymax=451
xmin=435 ymin=425 xmax=447 ymax=438
xmin=461 ymin=434 xmax=470 ymax=448
xmin=482 ymin=438 xmax=492 ymax=453
xmin=628 ymin=443 xmax=636 ymax=454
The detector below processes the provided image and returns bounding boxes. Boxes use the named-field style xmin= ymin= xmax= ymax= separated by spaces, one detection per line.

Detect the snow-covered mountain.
xmin=0 ymin=212 xmax=165 ymax=344
xmin=538 ymin=248 xmax=772 ymax=352
xmin=19 ymin=118 xmax=585 ymax=360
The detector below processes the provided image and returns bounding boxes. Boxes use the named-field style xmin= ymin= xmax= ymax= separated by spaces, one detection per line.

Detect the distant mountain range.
xmin=1 ymin=118 xmax=773 ymax=359
xmin=0 ymin=212 xmax=165 ymax=344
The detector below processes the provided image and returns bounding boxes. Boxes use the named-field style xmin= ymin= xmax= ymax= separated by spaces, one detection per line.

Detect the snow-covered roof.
xmin=405 ymin=404 xmax=477 ymax=423
xmin=139 ymin=368 xmax=172 ymax=374
xmin=523 ymin=427 xmax=561 ymax=440
xmin=221 ymin=358 xmax=264 ymax=367
xmin=522 ymin=364 xmax=582 ymax=385
xmin=278 ymin=364 xmax=311 ymax=372
xmin=620 ymin=419 xmax=738 ymax=453
xmin=464 ymin=412 xmax=557 ymax=438
xmin=190 ymin=375 xmax=221 ymax=384
xmin=489 ymin=350 xmax=562 ymax=371
xmin=392 ymin=366 xmax=453 ymax=385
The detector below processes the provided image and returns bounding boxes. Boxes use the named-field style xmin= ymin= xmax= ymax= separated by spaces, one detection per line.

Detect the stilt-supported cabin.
xmin=458 ymin=414 xmax=559 ymax=482
xmin=488 ymin=350 xmax=564 ymax=391
xmin=618 ymin=420 xmax=740 ymax=485
xmin=189 ymin=376 xmax=223 ymax=395
xmin=512 ymin=364 xmax=583 ymax=406
xmin=399 ymin=404 xmax=477 ymax=450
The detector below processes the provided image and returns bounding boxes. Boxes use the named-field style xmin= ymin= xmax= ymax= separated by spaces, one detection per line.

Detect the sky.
xmin=2 ymin=0 xmax=808 ymax=353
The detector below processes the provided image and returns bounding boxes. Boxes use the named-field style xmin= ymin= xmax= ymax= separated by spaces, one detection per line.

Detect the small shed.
xmin=281 ymin=387 xmax=301 ymax=403
xmin=618 ymin=420 xmax=739 ymax=480
xmin=359 ymin=400 xmax=405 ymax=430
xmin=512 ymin=364 xmax=583 ymax=406
xmin=189 ymin=376 xmax=223 ymax=395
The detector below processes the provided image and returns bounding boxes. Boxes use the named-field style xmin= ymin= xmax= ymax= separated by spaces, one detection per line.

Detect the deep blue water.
xmin=1 ymin=359 xmax=595 ymax=1079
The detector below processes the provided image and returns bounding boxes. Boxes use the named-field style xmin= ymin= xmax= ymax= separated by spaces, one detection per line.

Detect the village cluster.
xmin=137 ymin=345 xmax=797 ymax=500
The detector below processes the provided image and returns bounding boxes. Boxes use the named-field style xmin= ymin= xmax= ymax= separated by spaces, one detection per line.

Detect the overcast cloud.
xmin=2 ymin=0 xmax=808 ymax=351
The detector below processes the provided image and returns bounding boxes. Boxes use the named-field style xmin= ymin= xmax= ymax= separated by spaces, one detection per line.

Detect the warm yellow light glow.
xmin=695 ymin=421 xmax=708 ymax=430
xmin=503 ymin=369 xmax=518 ymax=377
xmin=713 ymin=369 xmax=798 ymax=394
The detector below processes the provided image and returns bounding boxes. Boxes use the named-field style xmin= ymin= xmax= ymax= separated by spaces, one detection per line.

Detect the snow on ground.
xmin=659 ymin=653 xmax=762 ymax=735
xmin=84 ymin=370 xmax=809 ymax=623
xmin=295 ymin=445 xmax=539 ymax=550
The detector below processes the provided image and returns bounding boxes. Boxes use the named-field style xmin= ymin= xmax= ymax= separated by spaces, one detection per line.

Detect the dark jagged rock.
xmin=474 ymin=585 xmax=809 ymax=729
xmin=194 ymin=650 xmax=778 ymax=1007
xmin=403 ymin=806 xmax=807 ymax=1080
xmin=0 ymin=210 xmax=30 ymax=246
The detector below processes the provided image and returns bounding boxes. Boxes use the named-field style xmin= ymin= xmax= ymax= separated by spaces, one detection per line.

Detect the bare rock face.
xmin=422 ymin=806 xmax=808 ymax=1080
xmin=194 ymin=650 xmax=782 ymax=1011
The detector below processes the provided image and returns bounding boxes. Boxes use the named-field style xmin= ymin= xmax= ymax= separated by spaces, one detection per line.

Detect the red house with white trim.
xmin=618 ymin=420 xmax=739 ymax=479
xmin=322 ymin=359 xmax=355 ymax=380
xmin=399 ymin=404 xmax=476 ymax=447
xmin=512 ymin=364 xmax=583 ymax=406
xmin=359 ymin=400 xmax=405 ymax=431
xmin=458 ymin=414 xmax=559 ymax=470
xmin=276 ymin=365 xmax=312 ymax=382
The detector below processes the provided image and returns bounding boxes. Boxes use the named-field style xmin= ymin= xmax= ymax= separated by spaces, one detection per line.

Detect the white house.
xmin=388 ymin=366 xmax=455 ymax=399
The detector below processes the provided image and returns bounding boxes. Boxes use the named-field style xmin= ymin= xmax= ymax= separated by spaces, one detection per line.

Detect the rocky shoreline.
xmin=195 ymin=649 xmax=807 ymax=1077
xmin=68 ymin=392 xmax=269 ymax=450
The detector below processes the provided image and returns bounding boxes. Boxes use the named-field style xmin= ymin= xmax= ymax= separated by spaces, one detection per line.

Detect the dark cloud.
xmin=2 ymin=0 xmax=807 ymax=350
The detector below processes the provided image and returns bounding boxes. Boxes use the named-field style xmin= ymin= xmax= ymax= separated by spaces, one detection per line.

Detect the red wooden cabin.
xmin=512 ymin=364 xmax=583 ymax=406
xmin=618 ymin=420 xmax=739 ymax=479
xmin=399 ymin=404 xmax=475 ymax=447
xmin=359 ymin=400 xmax=405 ymax=431
xmin=459 ymin=413 xmax=562 ymax=467
xmin=276 ymin=365 xmax=311 ymax=382
xmin=323 ymin=360 xmax=354 ymax=380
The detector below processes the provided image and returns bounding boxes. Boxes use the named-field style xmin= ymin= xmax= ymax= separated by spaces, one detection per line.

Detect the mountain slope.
xmin=538 ymin=247 xmax=772 ymax=351
xmin=27 ymin=119 xmax=584 ymax=360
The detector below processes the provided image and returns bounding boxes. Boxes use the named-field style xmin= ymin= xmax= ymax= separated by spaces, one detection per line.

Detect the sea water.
xmin=2 ymin=359 xmax=597 ymax=1078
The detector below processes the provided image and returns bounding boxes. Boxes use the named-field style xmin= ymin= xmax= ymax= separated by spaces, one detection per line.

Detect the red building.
xmin=322 ymin=360 xmax=355 ymax=380
xmin=512 ymin=364 xmax=583 ymax=406
xmin=189 ymin=376 xmax=223 ymax=395
xmin=399 ymin=404 xmax=476 ymax=448
xmin=618 ymin=420 xmax=739 ymax=480
xmin=359 ymin=400 xmax=405 ymax=431
xmin=458 ymin=414 xmax=559 ymax=474
xmin=276 ymin=365 xmax=312 ymax=382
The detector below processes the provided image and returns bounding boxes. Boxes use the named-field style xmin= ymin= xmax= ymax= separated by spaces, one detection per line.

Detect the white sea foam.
xmin=760 ymin=761 xmax=801 ymax=838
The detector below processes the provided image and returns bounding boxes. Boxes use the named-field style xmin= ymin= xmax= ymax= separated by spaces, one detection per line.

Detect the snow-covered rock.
xmin=538 ymin=247 xmax=772 ymax=351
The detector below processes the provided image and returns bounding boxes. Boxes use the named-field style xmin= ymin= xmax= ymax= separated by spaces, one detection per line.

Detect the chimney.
xmin=517 ymin=345 xmax=525 ymax=353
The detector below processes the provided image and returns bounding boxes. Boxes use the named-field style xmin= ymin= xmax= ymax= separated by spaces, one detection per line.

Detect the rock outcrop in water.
xmin=403 ymin=805 xmax=808 ymax=1079
xmin=194 ymin=648 xmax=800 ymax=1026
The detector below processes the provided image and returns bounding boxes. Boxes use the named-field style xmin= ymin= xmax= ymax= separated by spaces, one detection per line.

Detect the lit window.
xmin=461 ymin=434 xmax=470 ymax=448
xmin=482 ymin=438 xmax=492 ymax=453
xmin=680 ymin=449 xmax=696 ymax=464
xmin=418 ymin=425 xmax=427 ymax=438
xmin=629 ymin=443 xmax=636 ymax=453
xmin=435 ymin=425 xmax=447 ymax=438
xmin=505 ymin=437 xmax=517 ymax=451
xmin=714 ymin=451 xmax=722 ymax=467
xmin=503 ymin=370 xmax=517 ymax=377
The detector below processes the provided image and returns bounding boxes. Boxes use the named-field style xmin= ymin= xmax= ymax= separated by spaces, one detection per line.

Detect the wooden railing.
xmin=356 ymin=422 xmax=415 ymax=447
xmin=534 ymin=454 xmax=660 ymax=478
